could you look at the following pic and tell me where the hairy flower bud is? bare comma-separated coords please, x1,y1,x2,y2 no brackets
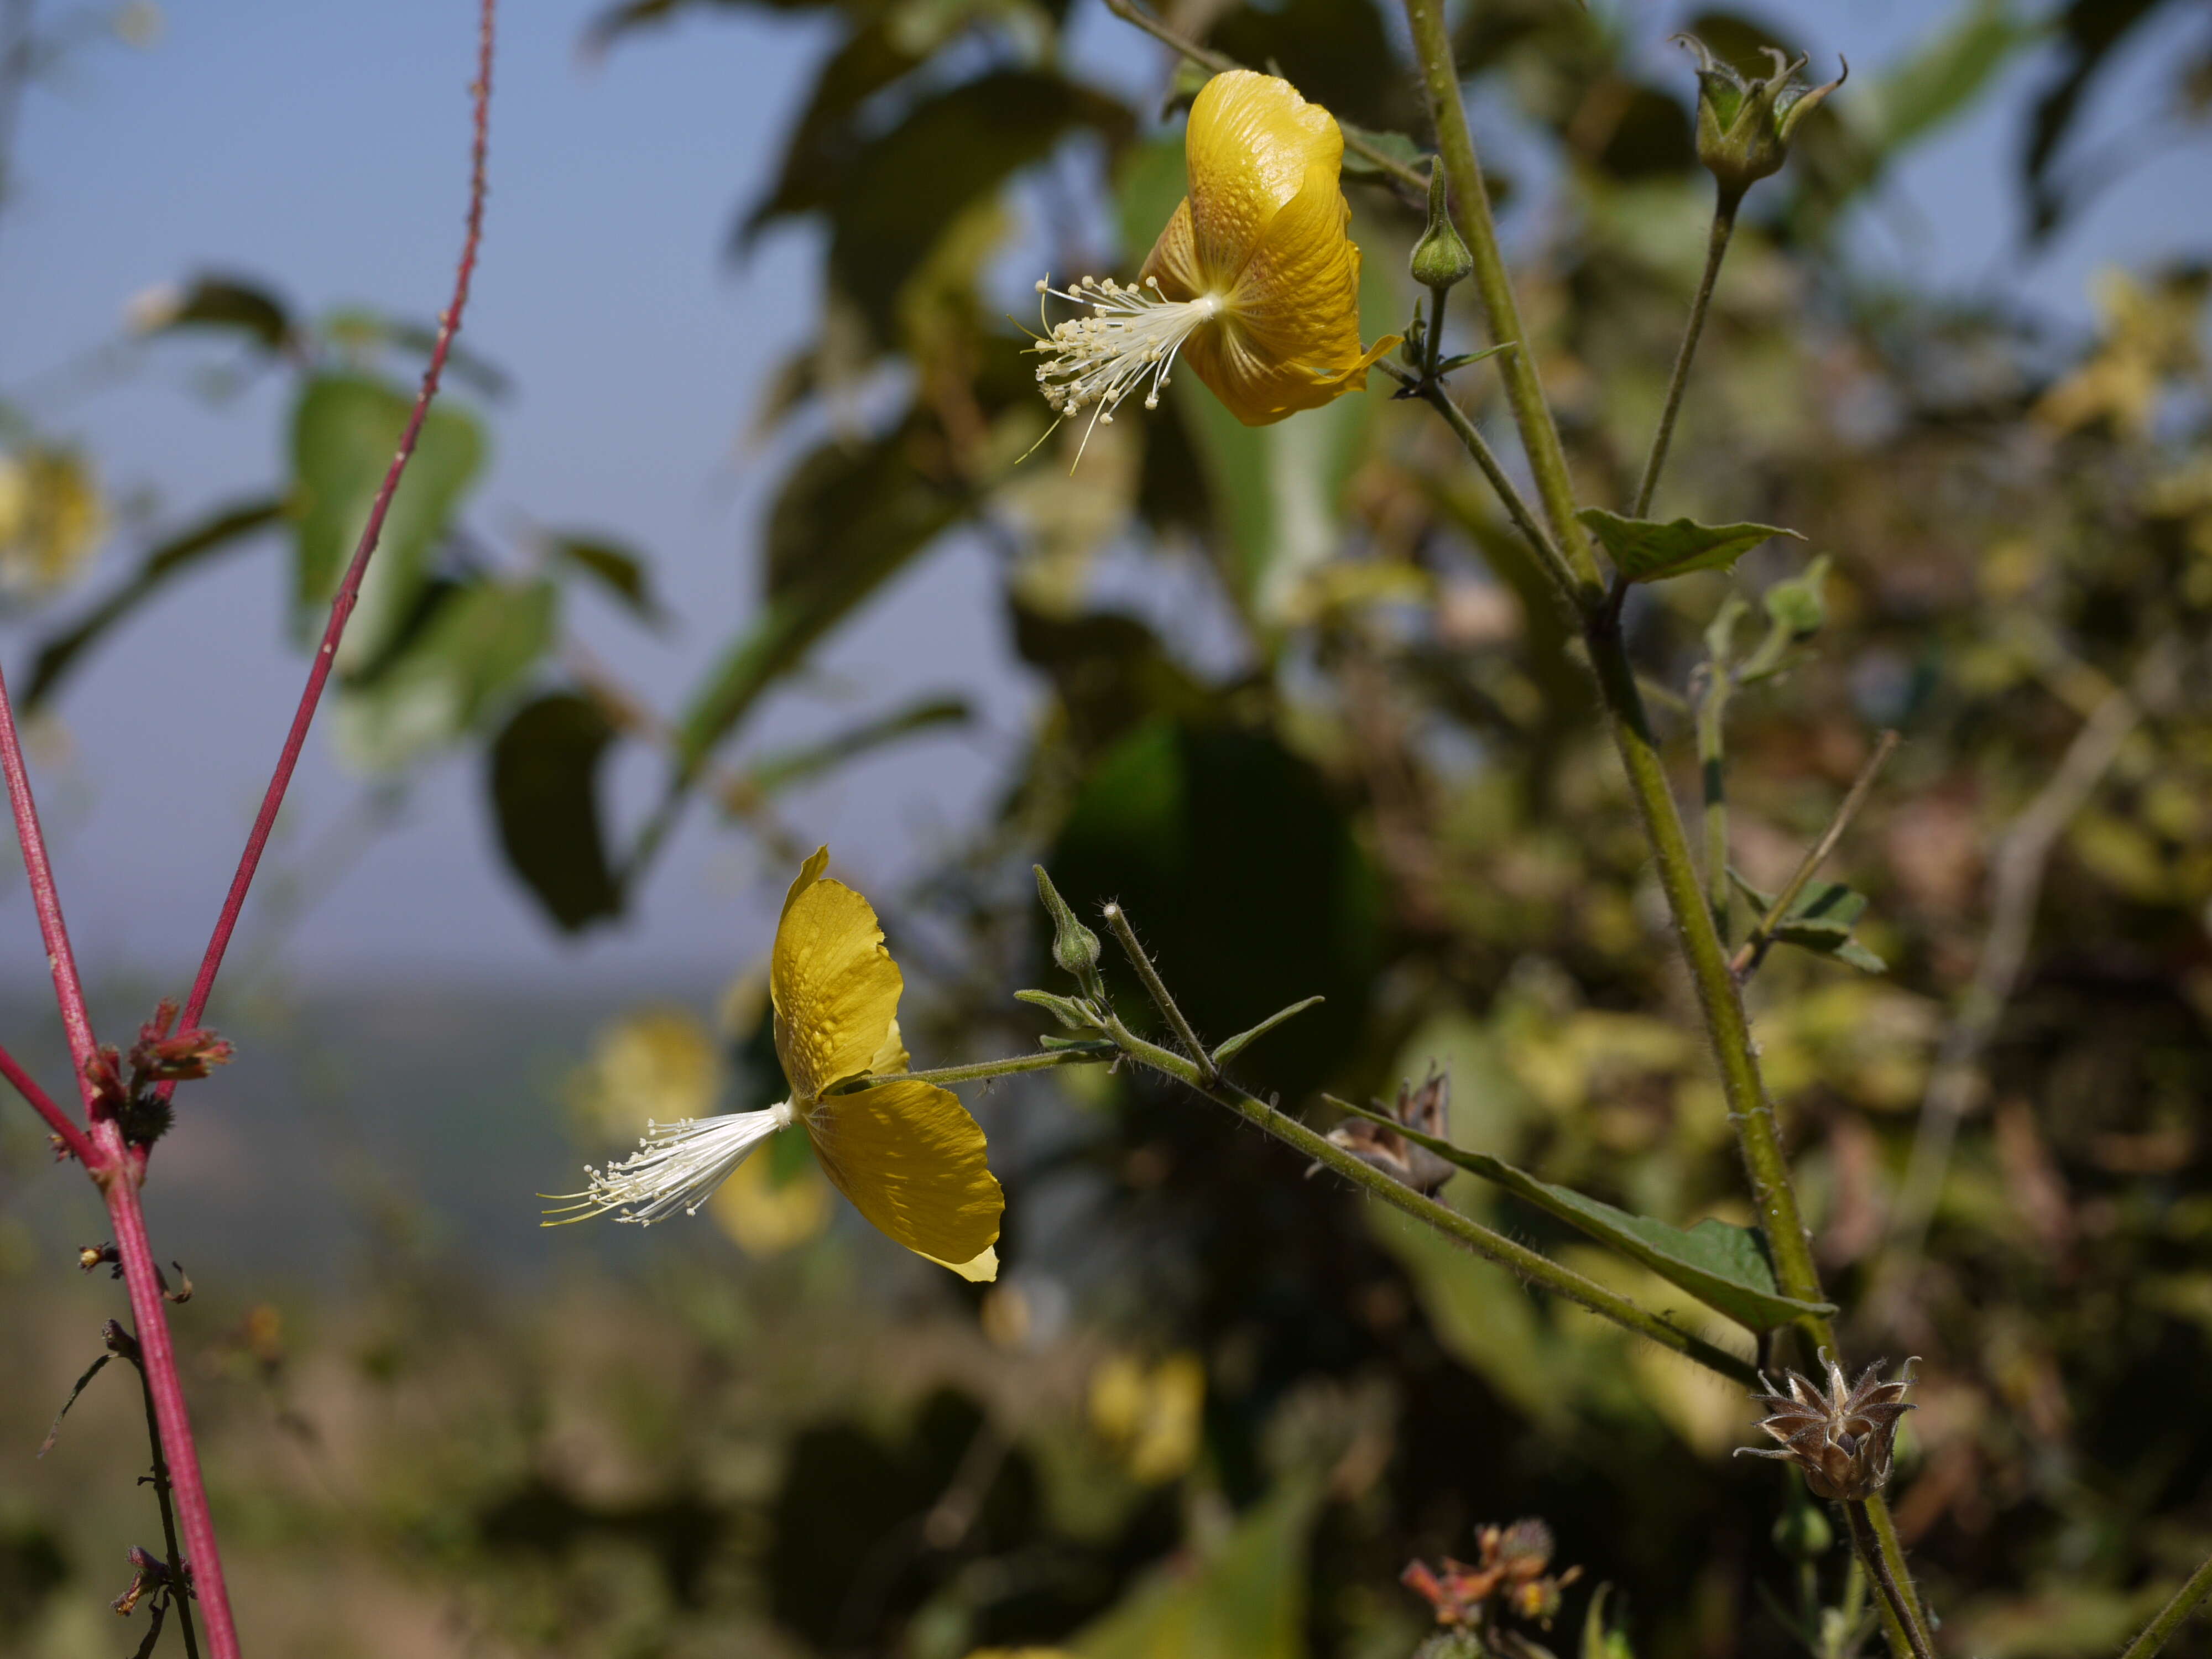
1678,35,1845,206
1410,164,1473,293
1738,1353,1916,1501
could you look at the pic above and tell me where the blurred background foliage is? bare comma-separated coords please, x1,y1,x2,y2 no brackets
4,0,2212,1655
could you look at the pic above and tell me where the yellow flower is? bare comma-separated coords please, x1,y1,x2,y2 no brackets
546,848,1003,1280
1030,70,1399,435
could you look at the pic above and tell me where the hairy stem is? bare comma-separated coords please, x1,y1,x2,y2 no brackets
129,1345,202,1659
1101,902,1216,1081
1845,1503,1936,1659
1632,194,1738,519
2116,1550,2212,1659
1402,0,1603,606
170,0,497,1055
1733,730,1900,980
1096,1008,1758,1386
1397,9,1933,1646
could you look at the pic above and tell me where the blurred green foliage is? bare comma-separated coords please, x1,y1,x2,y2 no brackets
6,0,2212,1657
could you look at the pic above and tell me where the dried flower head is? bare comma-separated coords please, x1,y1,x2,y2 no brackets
1738,1352,1917,1501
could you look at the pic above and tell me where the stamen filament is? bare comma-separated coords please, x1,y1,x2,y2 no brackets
1028,274,1223,461
542,1101,795,1227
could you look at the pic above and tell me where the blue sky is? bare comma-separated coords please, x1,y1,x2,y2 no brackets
0,0,2204,1003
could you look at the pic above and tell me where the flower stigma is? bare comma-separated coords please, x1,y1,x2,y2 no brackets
1029,274,1223,461
544,1100,795,1227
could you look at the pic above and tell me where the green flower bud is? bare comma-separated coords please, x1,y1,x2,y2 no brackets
1033,864,1105,996
1409,163,1473,293
1678,35,1845,206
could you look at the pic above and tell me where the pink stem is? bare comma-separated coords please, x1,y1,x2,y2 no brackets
0,1037,95,1165
172,0,497,1047
0,661,101,1108
98,1128,238,1655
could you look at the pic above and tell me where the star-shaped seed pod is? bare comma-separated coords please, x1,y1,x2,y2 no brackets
1738,1352,1917,1501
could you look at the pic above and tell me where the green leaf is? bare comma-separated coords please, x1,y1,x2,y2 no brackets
674,418,967,776
1326,1096,1835,1331
1729,869,1886,973
1212,997,1324,1066
23,496,285,709
1583,1584,1634,1659
720,695,969,811
547,532,666,628
1337,121,1428,179
1863,0,2036,161
489,692,623,932
1578,507,1804,583
333,580,557,773
132,274,295,352
290,373,486,672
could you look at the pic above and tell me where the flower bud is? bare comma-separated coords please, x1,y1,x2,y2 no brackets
1410,164,1473,292
1032,864,1105,997
1678,35,1845,206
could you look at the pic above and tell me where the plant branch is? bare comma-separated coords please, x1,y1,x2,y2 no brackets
127,1342,202,1659
834,1046,1115,1091
1632,194,1737,519
1100,902,1216,1082
0,1037,94,1164
1099,0,1427,195
1845,1502,1936,1659
0,659,101,1113
170,0,497,1054
1695,666,1734,937
1092,1005,1758,1387
1731,729,1901,980
2116,1551,2212,1659
1402,0,1603,606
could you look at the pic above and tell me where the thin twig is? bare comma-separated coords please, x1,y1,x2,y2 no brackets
1632,195,1737,519
1731,730,1901,980
1845,1501,1936,1659
1097,1006,1759,1386
127,1345,202,1659
1891,648,2169,1254
169,0,498,1054
0,1036,94,1164
2115,1550,2212,1659
1099,0,1427,196
1101,902,1216,1082
1695,667,1735,937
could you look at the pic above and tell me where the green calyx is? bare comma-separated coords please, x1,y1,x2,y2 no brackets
1677,35,1845,204
1409,162,1473,292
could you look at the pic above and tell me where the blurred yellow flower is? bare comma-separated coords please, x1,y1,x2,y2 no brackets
0,447,105,594
1031,70,1398,437
566,1007,724,1144
1089,1351,1206,1484
708,1145,831,1257
546,848,1003,1280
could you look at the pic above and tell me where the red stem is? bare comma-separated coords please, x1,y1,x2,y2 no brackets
0,1036,95,1165
0,660,101,1108
171,0,497,1048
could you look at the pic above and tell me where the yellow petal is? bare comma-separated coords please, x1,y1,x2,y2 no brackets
779,844,832,923
771,857,904,1103
1201,161,1398,424
804,1079,1003,1271
1181,70,1339,289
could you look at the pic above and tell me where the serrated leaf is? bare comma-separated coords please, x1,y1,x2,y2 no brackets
24,496,285,709
290,373,485,672
1579,508,1803,583
1212,996,1324,1066
1326,1097,1835,1331
489,692,623,932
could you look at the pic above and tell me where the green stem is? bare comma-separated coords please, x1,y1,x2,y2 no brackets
836,1046,1114,1091
1423,281,1448,384
1402,0,1603,608
1097,1011,1758,1387
2116,1551,2212,1659
1845,1503,1936,1659
1632,194,1739,519
1101,902,1217,1082
1695,666,1735,940
1733,731,1901,980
